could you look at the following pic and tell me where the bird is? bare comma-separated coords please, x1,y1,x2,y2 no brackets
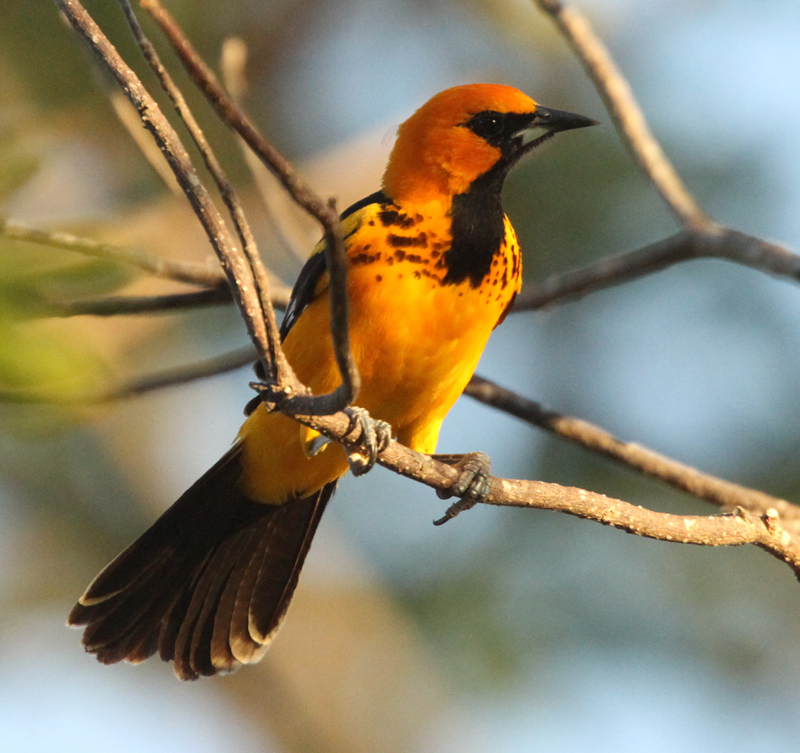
68,84,596,680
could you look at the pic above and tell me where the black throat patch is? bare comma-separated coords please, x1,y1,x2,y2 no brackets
442,162,509,288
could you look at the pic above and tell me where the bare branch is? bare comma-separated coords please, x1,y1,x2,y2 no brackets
465,375,800,531
52,0,269,370
0,346,256,404
220,37,313,265
141,0,360,416
0,217,225,287
514,227,800,312
514,232,694,310
45,287,232,316
533,0,708,229
271,409,800,581
116,0,289,389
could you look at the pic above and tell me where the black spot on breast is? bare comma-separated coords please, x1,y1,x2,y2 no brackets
352,252,378,266
389,233,428,249
380,209,417,229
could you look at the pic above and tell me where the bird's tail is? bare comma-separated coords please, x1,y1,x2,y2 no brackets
68,444,335,681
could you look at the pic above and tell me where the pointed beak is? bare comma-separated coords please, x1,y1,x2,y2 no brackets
516,106,599,147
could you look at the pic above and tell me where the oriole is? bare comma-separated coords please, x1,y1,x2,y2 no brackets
69,84,595,680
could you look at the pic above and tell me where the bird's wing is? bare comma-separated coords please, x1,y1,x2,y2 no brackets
279,190,391,340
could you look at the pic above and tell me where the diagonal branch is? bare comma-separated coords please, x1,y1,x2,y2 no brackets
533,0,708,229
465,375,800,531
140,0,360,416
513,228,800,312
52,0,269,373
43,286,287,317
116,0,290,389
0,217,225,287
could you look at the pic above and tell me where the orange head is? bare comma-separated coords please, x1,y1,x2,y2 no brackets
382,83,596,204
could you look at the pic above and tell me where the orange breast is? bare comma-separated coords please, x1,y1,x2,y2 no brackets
238,204,521,503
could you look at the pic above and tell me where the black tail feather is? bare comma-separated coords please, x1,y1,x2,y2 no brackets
69,444,335,680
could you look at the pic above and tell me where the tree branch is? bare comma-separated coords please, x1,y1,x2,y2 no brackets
117,0,289,387
533,0,708,229
52,0,272,376
465,375,800,531
41,285,288,317
514,228,800,312
140,0,360,416
0,217,225,287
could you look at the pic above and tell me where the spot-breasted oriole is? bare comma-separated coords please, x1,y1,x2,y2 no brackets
69,84,596,680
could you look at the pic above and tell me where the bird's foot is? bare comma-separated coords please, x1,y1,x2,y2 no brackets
343,406,392,476
245,379,296,416
432,452,492,526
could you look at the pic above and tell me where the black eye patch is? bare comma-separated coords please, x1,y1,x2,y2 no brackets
464,110,538,147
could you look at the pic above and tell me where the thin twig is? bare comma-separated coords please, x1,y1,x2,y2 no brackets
141,0,360,416
533,0,708,229
43,284,290,317
513,227,800,312
43,287,232,317
220,37,313,265
0,346,256,404
465,375,800,531
117,0,289,388
52,0,272,378
0,217,225,287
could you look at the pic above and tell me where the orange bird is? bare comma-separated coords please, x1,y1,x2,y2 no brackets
69,84,596,680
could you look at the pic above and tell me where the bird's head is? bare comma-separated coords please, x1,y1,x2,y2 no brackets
383,83,597,203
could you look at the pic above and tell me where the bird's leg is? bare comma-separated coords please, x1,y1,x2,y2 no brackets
432,451,492,525
343,406,392,476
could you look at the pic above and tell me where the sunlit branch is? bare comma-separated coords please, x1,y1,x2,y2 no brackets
52,0,270,374
513,229,800,312
0,217,225,287
141,0,360,416
117,0,289,389
465,375,800,532
532,0,708,229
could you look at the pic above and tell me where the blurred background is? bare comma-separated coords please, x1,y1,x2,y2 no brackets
2,0,800,750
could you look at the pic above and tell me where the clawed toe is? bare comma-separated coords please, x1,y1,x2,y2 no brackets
432,451,492,525
344,407,392,476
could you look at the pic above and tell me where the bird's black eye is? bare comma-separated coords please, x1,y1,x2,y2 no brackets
465,111,506,143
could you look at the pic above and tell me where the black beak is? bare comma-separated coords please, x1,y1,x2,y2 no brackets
515,106,598,149
533,106,599,133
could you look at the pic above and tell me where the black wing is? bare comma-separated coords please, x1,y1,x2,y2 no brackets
279,189,391,341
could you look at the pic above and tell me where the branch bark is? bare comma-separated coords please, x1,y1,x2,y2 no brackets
141,0,360,416
513,224,800,313
0,217,225,287
52,0,269,370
